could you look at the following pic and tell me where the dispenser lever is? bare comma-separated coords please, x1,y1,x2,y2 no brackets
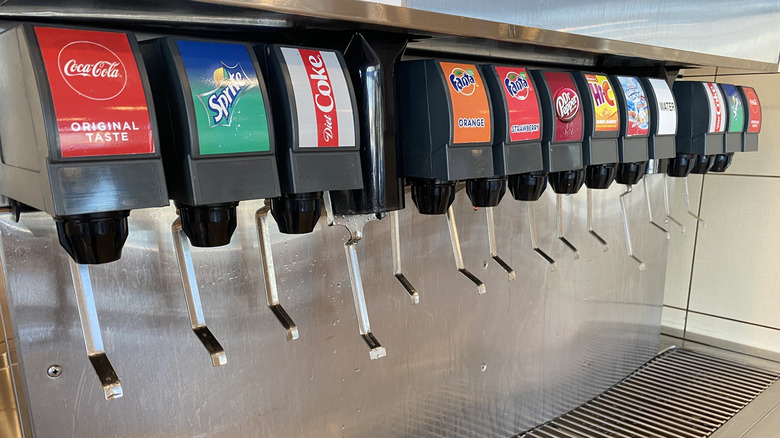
619,186,647,270
527,202,558,271
324,193,386,360
663,175,686,233
446,206,486,294
256,201,299,341
390,210,420,304
68,260,123,400
486,207,515,281
556,194,580,259
643,177,670,239
171,218,227,367
587,189,609,251
683,177,706,228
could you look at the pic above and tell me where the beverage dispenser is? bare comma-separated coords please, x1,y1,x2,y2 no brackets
141,37,281,364
574,72,620,250
481,65,555,269
640,77,684,233
671,81,726,175
397,60,494,292
0,24,169,399
712,83,757,172
258,44,388,359
611,75,651,269
740,86,761,151
531,70,587,260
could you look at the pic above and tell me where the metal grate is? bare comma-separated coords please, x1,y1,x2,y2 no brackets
519,348,780,438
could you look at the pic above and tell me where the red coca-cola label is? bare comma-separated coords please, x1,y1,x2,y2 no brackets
743,87,761,133
34,27,154,158
495,67,540,142
543,72,583,142
299,49,339,147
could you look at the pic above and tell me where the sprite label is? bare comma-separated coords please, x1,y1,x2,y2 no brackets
177,40,270,155
720,84,745,133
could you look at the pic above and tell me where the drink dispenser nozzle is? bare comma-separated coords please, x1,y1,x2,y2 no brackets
611,75,653,270
259,44,388,359
141,38,283,362
398,60,493,293
0,25,171,399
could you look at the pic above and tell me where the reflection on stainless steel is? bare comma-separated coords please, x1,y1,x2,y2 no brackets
446,206,486,295
0,352,21,438
556,194,580,259
587,189,609,252
324,193,386,360
485,207,515,281
663,175,686,233
390,210,420,305
0,177,668,437
619,185,647,270
527,202,558,271
68,260,123,400
255,201,299,341
171,218,227,367
644,177,670,239
683,177,706,227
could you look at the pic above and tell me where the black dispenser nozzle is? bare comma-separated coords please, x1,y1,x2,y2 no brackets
55,211,130,264
666,154,697,178
709,153,734,173
409,178,457,215
271,192,323,234
465,177,506,208
177,202,239,247
690,154,714,174
585,163,617,190
548,169,585,194
616,161,648,186
508,172,547,201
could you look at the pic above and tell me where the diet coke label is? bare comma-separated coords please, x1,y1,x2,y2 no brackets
58,41,128,101
280,47,356,149
34,27,154,157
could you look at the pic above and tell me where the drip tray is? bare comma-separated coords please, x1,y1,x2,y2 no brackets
520,348,780,438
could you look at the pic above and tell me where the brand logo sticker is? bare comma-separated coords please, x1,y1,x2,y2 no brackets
504,71,530,100
57,41,127,101
554,87,580,122
449,68,477,96
196,62,256,127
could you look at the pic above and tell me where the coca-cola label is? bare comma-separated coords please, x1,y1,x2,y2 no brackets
743,87,761,133
280,47,355,148
34,27,154,157
703,82,725,133
495,67,540,142
543,72,583,143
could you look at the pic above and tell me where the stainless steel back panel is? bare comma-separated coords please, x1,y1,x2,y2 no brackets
0,175,669,437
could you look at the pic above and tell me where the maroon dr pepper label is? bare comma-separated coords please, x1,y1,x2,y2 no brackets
34,27,154,158
543,72,583,143
495,67,541,142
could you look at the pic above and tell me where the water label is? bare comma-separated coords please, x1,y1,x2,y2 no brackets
646,78,677,136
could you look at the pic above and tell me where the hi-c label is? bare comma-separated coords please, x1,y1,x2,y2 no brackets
585,74,618,132
34,27,154,158
280,47,356,148
439,62,491,145
177,40,270,156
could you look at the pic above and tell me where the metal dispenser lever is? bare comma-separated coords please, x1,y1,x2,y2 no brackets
256,201,299,341
683,178,706,227
69,260,123,400
324,193,386,360
587,189,609,251
663,175,686,232
446,206,486,294
172,219,227,367
486,207,515,281
619,186,646,270
527,202,557,271
556,194,580,258
643,177,670,238
390,210,420,304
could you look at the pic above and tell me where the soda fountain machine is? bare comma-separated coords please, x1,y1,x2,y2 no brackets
640,76,684,233
140,37,281,362
397,59,493,293
573,72,620,250
531,70,587,261
611,75,651,269
257,44,390,359
0,24,170,399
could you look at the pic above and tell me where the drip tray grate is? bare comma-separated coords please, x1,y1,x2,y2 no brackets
520,348,780,438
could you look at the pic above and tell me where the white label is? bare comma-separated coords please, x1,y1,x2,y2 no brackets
648,78,677,136
280,47,356,148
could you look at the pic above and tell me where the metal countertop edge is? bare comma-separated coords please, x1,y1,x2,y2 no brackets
194,0,778,72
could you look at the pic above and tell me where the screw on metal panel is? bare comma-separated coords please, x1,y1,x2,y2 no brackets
47,365,62,378
480,363,487,372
